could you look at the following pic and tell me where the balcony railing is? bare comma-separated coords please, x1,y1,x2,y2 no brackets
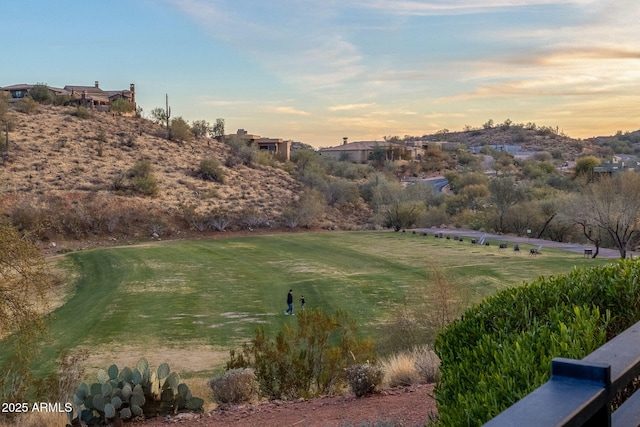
484,319,640,426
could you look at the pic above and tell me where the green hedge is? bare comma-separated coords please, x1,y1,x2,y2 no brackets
434,259,640,426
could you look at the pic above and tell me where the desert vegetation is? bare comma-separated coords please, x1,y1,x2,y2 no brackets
3,90,640,425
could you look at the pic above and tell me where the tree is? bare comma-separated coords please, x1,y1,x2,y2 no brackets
169,116,193,142
578,172,640,258
0,223,53,401
212,118,225,141
488,176,527,233
150,107,169,125
28,83,53,104
573,156,600,183
191,120,210,139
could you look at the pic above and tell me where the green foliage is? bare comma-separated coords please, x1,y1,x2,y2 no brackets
110,98,135,115
170,116,193,142
72,106,92,119
345,363,383,397
69,358,203,425
280,189,325,229
212,118,225,141
28,83,53,103
434,259,640,426
573,155,600,182
383,201,424,231
225,137,257,167
150,107,169,125
127,160,159,196
198,157,225,183
16,97,39,114
230,308,376,400
190,119,210,139
209,368,259,405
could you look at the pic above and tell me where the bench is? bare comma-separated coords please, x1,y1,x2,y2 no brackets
529,245,542,256
584,249,593,258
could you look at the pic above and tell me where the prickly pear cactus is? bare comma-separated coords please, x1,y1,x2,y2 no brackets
68,358,204,426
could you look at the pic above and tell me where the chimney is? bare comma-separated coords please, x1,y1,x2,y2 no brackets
130,83,136,106
94,81,99,88
343,137,348,145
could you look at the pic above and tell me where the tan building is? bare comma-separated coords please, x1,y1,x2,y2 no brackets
230,129,291,161
319,139,415,163
1,81,135,112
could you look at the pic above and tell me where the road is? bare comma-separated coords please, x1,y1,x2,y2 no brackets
414,228,626,259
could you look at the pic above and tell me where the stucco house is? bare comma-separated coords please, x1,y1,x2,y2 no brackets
229,129,291,161
1,81,135,112
319,139,416,163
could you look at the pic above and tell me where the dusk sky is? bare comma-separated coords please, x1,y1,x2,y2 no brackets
2,0,639,147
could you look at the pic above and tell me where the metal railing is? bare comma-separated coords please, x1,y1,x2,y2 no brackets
484,320,640,426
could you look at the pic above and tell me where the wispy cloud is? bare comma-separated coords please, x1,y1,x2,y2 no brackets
268,106,311,116
357,0,594,16
166,0,366,89
328,103,377,111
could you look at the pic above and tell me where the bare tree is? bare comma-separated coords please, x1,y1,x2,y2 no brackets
576,172,640,258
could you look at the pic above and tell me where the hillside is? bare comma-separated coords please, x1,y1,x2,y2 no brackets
0,105,347,244
420,122,596,159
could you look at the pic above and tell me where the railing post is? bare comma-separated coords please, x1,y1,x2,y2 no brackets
551,358,611,427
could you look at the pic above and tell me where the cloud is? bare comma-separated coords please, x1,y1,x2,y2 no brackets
328,103,377,111
268,106,311,116
357,0,593,16
166,0,366,90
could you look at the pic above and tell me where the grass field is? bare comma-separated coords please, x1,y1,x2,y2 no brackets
25,231,614,381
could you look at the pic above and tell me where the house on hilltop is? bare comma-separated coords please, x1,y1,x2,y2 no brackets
228,129,291,161
319,138,417,163
1,81,136,112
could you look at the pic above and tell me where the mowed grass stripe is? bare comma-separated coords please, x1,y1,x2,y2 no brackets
30,231,612,375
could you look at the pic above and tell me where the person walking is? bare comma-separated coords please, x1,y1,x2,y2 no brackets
285,289,294,315
299,295,306,310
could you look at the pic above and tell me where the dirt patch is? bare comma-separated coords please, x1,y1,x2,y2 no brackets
132,383,437,427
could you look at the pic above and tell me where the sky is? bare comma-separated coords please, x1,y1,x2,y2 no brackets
1,0,639,147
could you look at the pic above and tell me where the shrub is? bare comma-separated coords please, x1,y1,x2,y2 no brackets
199,158,225,183
411,345,440,383
380,353,420,388
434,260,640,426
209,368,259,405
170,116,193,142
229,308,376,400
110,98,135,115
16,97,39,114
345,363,383,398
72,106,92,119
127,160,158,196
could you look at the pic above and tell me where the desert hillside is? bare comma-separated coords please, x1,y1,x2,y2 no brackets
0,105,310,242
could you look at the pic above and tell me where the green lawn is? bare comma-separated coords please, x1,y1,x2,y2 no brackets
30,231,613,377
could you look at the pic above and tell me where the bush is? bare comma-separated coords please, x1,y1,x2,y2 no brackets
434,260,640,426
72,106,92,119
411,345,440,383
345,363,383,397
110,98,135,115
16,97,39,114
209,368,259,405
380,353,420,388
170,116,193,142
229,308,376,400
128,160,158,196
199,158,225,183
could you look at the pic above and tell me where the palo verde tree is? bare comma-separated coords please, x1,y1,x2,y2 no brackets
0,223,54,401
212,118,225,141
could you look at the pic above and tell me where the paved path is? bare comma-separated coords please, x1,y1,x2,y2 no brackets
415,228,627,259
